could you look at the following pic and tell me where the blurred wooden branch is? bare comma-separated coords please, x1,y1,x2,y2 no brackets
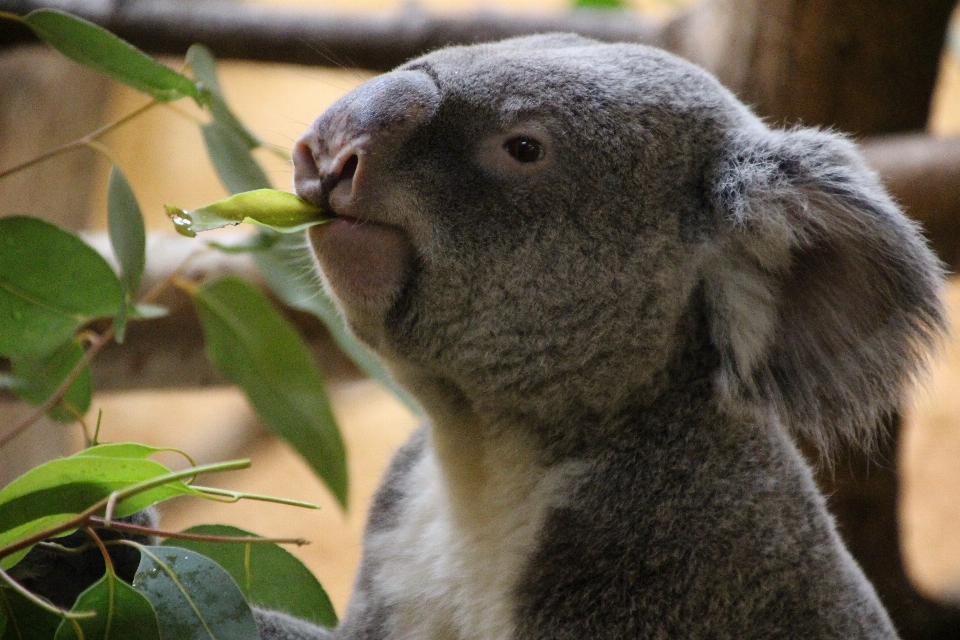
78,231,364,391
1,0,953,136
0,0,665,70
1,131,955,396
863,135,960,269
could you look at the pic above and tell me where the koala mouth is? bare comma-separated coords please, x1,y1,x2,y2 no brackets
307,214,414,311
294,124,417,314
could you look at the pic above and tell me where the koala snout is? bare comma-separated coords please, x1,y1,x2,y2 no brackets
295,70,440,339
294,69,440,221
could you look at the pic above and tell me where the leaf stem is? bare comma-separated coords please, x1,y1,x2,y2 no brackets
83,140,118,166
85,527,115,575
192,486,319,509
0,99,158,181
161,100,206,125
88,517,310,546
0,329,114,449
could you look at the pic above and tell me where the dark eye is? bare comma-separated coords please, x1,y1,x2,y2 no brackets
504,137,545,163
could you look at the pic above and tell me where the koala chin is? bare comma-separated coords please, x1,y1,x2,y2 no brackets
265,34,945,640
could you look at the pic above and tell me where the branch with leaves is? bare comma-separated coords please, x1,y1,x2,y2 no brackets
0,9,411,638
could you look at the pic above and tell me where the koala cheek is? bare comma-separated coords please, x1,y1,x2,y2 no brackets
308,219,414,314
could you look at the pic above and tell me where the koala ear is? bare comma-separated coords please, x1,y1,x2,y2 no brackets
702,127,946,455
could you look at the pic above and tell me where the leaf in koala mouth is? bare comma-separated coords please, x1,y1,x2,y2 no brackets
165,189,333,237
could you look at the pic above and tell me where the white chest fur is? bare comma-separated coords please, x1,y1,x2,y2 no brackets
363,422,583,640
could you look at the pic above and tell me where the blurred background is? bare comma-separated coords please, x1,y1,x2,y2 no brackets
1,0,959,635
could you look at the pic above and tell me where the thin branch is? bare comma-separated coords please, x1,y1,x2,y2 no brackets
84,526,114,574
88,516,309,546
0,459,251,562
0,329,114,449
0,0,665,70
0,98,157,181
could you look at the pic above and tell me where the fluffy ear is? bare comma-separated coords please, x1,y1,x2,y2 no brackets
702,127,946,455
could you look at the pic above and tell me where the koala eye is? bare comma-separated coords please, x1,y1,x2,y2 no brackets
504,137,545,163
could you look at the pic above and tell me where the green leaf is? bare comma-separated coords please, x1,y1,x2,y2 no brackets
73,443,161,459
166,189,329,238
10,339,91,422
54,571,161,640
207,231,279,254
201,122,271,195
107,166,146,295
573,0,624,7
22,9,198,102
255,236,422,415
0,586,60,640
107,165,146,343
132,546,259,640
0,216,123,358
164,525,336,627
192,277,348,507
0,449,207,568
186,45,261,149
0,515,75,572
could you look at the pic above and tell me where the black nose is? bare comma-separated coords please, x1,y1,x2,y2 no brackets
292,70,440,218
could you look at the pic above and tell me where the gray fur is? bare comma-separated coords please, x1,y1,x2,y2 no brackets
260,35,945,639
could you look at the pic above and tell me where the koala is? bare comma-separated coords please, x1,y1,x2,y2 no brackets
256,34,946,639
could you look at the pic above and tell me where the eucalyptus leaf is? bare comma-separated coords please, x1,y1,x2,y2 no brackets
0,515,74,572
166,189,330,237
192,277,348,507
0,216,122,358
132,546,259,640
164,525,336,627
201,121,271,194
73,443,170,460
107,165,146,343
22,9,198,102
107,165,146,296
255,235,422,415
186,44,261,149
573,0,624,7
0,449,207,568
207,231,279,254
54,571,161,640
0,586,60,640
10,339,91,422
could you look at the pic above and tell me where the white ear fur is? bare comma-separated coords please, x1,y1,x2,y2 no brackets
702,127,946,455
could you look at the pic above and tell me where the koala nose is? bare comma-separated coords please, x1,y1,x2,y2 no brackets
291,140,362,215
293,70,441,220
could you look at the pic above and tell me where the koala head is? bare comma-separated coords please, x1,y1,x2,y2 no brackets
294,35,944,452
